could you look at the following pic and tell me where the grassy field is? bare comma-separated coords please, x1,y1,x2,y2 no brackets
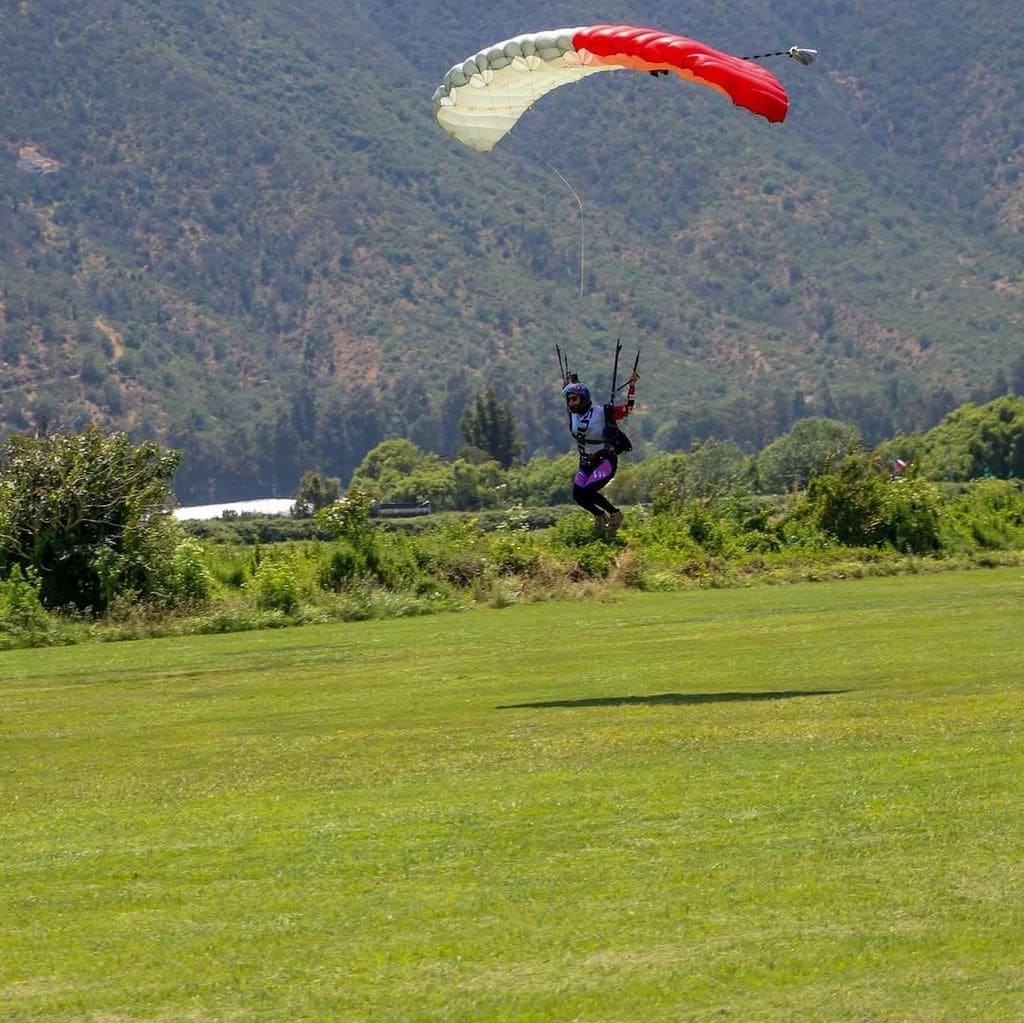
3,568,1023,1022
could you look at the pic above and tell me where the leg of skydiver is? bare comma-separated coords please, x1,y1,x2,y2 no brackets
572,482,608,530
588,489,624,532
573,454,620,534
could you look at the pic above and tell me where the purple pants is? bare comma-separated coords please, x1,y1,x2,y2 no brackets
573,457,616,489
572,454,618,515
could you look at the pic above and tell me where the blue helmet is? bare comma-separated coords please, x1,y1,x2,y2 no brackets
562,381,592,413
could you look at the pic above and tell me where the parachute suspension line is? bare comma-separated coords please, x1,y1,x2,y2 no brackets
540,158,585,300
741,46,818,65
610,339,622,404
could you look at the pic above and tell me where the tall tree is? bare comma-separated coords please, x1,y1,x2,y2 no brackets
459,386,523,470
757,418,862,493
291,470,341,518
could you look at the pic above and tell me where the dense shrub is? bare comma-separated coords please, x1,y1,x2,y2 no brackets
0,566,64,649
167,538,216,605
319,542,362,592
883,476,943,553
485,508,541,576
316,486,375,546
506,453,578,507
791,456,943,553
941,478,1024,551
621,507,708,566
0,426,184,612
248,557,303,613
362,534,421,590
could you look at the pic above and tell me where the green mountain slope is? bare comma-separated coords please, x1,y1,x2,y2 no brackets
1,0,1021,501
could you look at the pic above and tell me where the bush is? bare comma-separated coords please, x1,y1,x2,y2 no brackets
550,512,604,549
248,558,303,613
790,457,946,554
681,501,727,554
168,538,215,604
0,566,64,649
485,508,541,575
619,507,703,566
319,542,363,592
884,476,943,553
0,425,183,612
204,545,251,589
316,487,375,546
362,535,420,590
571,542,619,579
798,455,889,546
941,478,1024,551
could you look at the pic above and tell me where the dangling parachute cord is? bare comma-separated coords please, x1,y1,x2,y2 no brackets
539,157,585,300
742,46,818,65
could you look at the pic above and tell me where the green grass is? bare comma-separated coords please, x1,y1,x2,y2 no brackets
3,569,1023,1021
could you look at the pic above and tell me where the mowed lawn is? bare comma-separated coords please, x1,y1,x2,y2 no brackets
3,569,1023,1022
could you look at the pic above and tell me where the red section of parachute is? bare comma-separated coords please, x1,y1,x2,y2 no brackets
571,25,789,123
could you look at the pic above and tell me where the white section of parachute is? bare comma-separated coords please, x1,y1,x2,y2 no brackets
432,28,612,153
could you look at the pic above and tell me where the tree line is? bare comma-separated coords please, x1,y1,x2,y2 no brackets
303,395,1024,514
0,397,1020,651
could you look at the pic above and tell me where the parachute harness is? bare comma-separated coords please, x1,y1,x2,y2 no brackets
558,342,639,463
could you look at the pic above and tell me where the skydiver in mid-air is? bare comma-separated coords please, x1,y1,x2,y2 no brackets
558,343,639,536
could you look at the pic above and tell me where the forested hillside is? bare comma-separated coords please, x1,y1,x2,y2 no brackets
1,0,1021,502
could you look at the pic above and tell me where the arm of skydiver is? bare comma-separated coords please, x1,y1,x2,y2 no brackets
610,371,639,420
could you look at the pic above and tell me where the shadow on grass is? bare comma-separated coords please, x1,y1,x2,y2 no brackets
497,689,849,710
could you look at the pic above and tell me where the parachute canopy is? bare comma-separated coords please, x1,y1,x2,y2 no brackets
433,25,790,152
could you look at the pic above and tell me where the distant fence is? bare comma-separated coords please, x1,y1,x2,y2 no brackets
371,501,432,518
